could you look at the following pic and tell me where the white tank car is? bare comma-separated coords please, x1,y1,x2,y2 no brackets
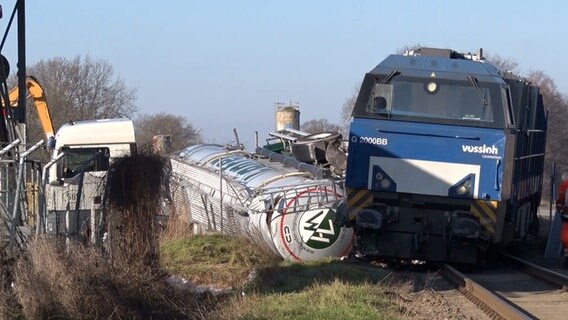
169,144,353,261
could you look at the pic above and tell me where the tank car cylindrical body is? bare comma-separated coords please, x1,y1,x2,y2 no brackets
171,144,353,261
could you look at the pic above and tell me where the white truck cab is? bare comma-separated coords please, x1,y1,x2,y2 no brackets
48,118,137,185
45,118,136,239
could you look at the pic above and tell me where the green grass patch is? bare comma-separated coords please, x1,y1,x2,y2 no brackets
160,234,402,320
160,234,279,287
214,279,397,320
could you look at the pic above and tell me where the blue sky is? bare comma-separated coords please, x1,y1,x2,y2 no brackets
1,1,566,148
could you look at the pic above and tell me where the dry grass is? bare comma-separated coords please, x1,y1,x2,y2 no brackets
105,153,170,271
0,259,19,320
8,153,206,319
15,239,106,319
12,237,202,319
161,209,193,242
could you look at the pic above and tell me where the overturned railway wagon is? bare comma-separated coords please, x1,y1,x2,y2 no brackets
169,144,354,261
346,48,547,264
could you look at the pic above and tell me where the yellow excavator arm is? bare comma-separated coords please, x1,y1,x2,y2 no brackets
8,76,55,144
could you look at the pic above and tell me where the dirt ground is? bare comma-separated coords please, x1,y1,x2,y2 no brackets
384,269,490,320
391,204,567,320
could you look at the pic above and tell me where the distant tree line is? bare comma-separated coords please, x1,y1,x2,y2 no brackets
18,55,201,156
300,118,342,135
134,113,201,152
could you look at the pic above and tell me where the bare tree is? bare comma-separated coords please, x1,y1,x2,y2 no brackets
301,118,341,135
340,84,360,136
488,54,568,196
134,112,201,152
526,71,568,176
23,56,137,144
486,54,519,72
396,43,423,54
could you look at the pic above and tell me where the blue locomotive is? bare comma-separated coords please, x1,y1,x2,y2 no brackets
345,48,547,264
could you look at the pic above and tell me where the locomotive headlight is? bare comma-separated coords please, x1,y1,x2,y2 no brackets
380,178,391,189
456,180,472,195
427,82,437,92
426,81,437,93
376,172,391,189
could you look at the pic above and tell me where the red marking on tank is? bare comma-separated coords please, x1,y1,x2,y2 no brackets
279,187,341,261
340,233,355,257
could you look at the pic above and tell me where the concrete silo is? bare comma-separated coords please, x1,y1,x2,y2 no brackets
275,102,300,131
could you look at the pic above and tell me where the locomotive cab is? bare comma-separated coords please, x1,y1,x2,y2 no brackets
345,48,547,264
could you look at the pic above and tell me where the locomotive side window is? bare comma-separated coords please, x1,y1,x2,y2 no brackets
366,84,393,113
502,87,515,128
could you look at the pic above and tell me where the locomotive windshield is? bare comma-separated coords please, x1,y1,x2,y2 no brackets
353,74,507,128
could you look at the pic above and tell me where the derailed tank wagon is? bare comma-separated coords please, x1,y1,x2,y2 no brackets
345,48,547,264
169,143,354,261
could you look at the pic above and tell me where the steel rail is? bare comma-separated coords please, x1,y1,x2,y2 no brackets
441,264,535,320
501,253,568,289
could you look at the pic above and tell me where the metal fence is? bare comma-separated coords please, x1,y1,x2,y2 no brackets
0,140,44,253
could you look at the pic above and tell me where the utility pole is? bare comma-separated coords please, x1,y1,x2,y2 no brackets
16,0,25,144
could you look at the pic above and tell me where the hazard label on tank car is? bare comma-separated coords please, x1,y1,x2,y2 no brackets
299,209,339,249
273,188,354,261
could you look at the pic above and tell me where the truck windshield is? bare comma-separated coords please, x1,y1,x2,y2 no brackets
354,75,505,128
62,147,110,178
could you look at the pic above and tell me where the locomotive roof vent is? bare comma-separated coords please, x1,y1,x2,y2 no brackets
404,47,484,61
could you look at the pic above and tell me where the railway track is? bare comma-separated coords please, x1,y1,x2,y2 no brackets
441,255,568,319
